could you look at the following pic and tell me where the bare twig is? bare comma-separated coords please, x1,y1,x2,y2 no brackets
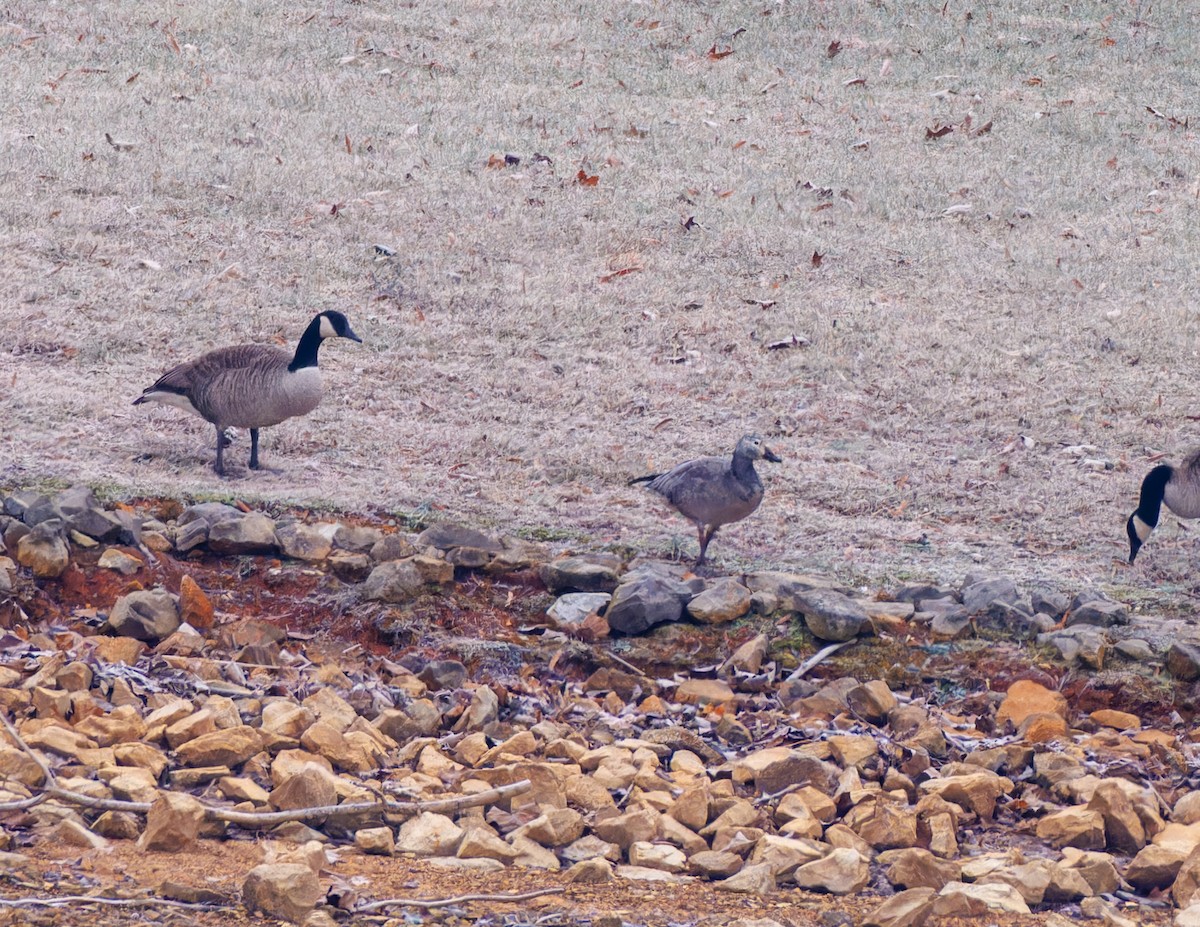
784,641,853,681
0,895,230,911
0,773,531,826
358,886,566,913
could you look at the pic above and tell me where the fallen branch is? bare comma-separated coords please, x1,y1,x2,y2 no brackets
0,711,54,811
358,886,566,913
0,895,230,911
0,771,531,827
784,640,853,681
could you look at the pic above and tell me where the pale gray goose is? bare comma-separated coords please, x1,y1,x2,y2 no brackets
1127,448,1200,562
133,310,361,475
630,434,782,566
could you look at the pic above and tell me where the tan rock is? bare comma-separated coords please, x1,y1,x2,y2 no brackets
0,745,47,787
164,709,216,749
659,814,707,857
23,723,97,761
1154,822,1200,854
270,766,338,812
846,680,897,724
301,688,358,732
514,808,584,847
396,812,464,857
775,794,822,840
714,861,776,896
457,825,519,863
354,827,394,856
566,858,613,883
1036,807,1107,849
300,720,379,773
74,705,147,746
933,881,1030,916
101,766,159,803
791,848,869,895
863,887,937,927
843,797,919,850
1060,848,1120,895
262,702,317,739
593,808,659,850
137,791,205,852
179,575,214,630
1020,712,1070,742
1175,846,1200,908
979,860,1053,905
828,734,878,769
1087,779,1147,853
54,818,109,851
748,834,824,877
686,579,752,624
509,834,561,870
723,633,768,674
564,775,617,813
919,770,1013,820
996,679,1068,729
86,636,147,666
1176,792,1200,825
92,811,141,839
243,863,323,924
675,679,735,707
219,776,271,805
881,848,960,890
175,725,262,768
689,850,744,879
668,785,710,831
629,841,687,873
55,661,93,692
1089,709,1140,730
925,811,958,859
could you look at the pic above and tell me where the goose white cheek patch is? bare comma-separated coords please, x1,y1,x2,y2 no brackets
1132,516,1152,542
318,315,336,338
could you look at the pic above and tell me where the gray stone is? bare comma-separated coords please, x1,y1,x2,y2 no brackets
19,494,57,526
1031,588,1070,618
960,576,1018,614
744,571,847,613
53,486,123,540
798,589,869,642
178,502,241,529
208,513,278,555
361,560,424,603
925,605,971,638
546,593,611,630
333,524,383,552
174,519,209,552
107,589,180,641
1168,643,1200,681
417,523,502,553
417,660,467,691
370,534,417,562
1038,627,1108,669
541,554,623,594
1067,599,1128,628
605,572,691,635
1115,638,1156,662
893,583,957,606
4,490,50,522
274,522,332,561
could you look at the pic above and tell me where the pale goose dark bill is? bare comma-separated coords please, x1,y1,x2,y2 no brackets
630,433,782,566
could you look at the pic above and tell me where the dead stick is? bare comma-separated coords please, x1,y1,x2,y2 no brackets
358,887,566,912
784,640,852,681
0,896,229,911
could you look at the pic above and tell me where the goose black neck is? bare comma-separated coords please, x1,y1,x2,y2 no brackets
289,316,325,372
1137,464,1173,528
731,449,759,484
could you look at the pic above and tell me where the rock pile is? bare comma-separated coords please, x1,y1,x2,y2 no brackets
0,486,1191,926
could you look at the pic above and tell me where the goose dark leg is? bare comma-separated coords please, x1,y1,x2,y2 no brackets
213,425,226,476
249,429,261,470
696,525,716,566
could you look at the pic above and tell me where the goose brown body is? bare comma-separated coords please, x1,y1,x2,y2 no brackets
134,310,360,474
631,434,781,566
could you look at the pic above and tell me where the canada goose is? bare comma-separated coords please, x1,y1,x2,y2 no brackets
133,310,361,475
630,434,782,566
1127,449,1200,562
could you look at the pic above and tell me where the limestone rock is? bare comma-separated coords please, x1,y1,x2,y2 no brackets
354,827,395,856
1036,807,1106,850
791,848,869,894
687,579,752,625
882,848,960,890
361,560,424,603
933,881,1030,916
175,725,262,768
714,861,776,896
107,588,180,642
16,522,69,578
996,679,1068,729
547,593,611,631
275,522,333,562
243,864,323,924
1087,779,1147,853
689,850,744,879
629,841,687,873
723,633,768,674
863,887,937,927
960,576,1018,614
207,513,277,554
97,549,142,575
396,812,463,856
797,589,869,642
605,572,691,635
541,554,623,594
566,858,614,883
137,791,205,852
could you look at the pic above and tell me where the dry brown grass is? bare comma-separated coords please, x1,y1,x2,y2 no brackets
3,2,1200,590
